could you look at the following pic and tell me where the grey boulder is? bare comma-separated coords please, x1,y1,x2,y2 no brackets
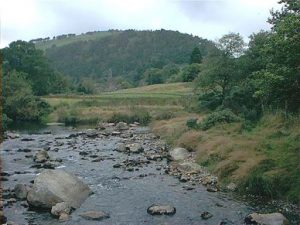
169,147,189,161
27,170,91,209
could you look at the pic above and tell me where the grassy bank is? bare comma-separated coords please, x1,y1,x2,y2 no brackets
152,112,300,203
45,82,300,204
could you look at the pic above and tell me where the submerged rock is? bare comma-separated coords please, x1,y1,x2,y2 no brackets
169,147,189,161
245,212,290,225
79,211,110,220
147,204,176,215
27,170,91,209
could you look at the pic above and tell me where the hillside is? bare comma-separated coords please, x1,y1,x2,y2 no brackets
38,30,214,84
35,30,119,51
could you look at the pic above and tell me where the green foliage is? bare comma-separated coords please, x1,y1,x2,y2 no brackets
217,32,246,57
2,114,13,130
199,109,241,130
190,47,203,64
181,63,201,82
186,118,198,129
77,78,97,94
3,71,51,122
108,111,151,125
197,89,223,111
144,68,164,85
2,41,63,95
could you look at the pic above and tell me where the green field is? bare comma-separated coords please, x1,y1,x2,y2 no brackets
44,82,193,124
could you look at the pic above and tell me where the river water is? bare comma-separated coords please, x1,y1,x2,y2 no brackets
1,124,298,225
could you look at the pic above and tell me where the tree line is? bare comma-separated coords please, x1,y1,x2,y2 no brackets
191,0,299,125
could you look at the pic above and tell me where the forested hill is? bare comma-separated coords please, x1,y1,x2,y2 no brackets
38,30,214,84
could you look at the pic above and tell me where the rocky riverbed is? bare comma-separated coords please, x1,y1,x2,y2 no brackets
1,123,299,225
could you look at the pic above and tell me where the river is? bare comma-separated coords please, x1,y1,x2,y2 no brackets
1,124,299,225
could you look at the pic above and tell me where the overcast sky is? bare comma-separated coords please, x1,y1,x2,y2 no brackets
0,0,281,48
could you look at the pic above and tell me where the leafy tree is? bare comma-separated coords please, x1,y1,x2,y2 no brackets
144,68,164,85
217,32,246,57
3,71,51,121
181,63,201,82
2,41,56,95
252,2,300,112
190,47,203,64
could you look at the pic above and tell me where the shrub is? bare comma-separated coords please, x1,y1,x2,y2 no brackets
3,71,52,122
199,109,241,130
2,114,13,130
186,118,199,129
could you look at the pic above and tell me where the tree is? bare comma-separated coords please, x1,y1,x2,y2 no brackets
190,47,203,64
181,64,201,82
2,41,56,95
3,71,51,121
251,1,300,112
196,33,244,106
144,68,164,85
217,32,246,57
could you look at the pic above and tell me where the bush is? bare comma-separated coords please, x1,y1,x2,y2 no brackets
199,109,241,130
2,114,13,130
186,118,198,129
3,71,52,122
108,111,151,125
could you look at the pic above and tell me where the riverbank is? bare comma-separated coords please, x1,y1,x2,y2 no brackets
43,83,300,209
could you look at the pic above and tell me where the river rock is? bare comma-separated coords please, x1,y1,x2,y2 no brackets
116,122,129,131
59,212,70,221
14,184,30,200
147,204,176,215
51,202,71,217
177,162,202,174
34,150,49,163
126,143,144,154
169,147,189,161
79,211,110,220
244,212,290,225
201,211,213,220
27,170,91,209
115,143,126,152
